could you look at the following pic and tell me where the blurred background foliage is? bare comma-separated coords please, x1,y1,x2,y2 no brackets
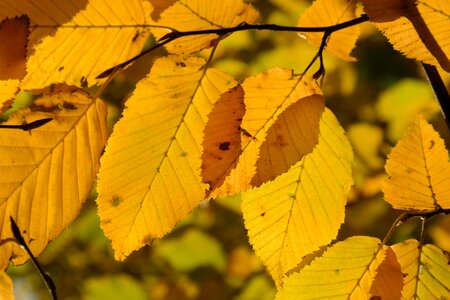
6,0,450,299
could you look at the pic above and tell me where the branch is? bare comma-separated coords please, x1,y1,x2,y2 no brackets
97,14,369,79
422,63,450,131
9,217,58,300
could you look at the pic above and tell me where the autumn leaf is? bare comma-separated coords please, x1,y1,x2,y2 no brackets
150,0,260,54
242,107,354,285
298,0,360,61
0,16,29,111
0,0,152,89
276,236,385,299
383,115,450,211
0,85,108,265
0,271,13,300
209,69,323,197
96,55,237,260
362,0,450,72
391,239,450,298
369,247,404,299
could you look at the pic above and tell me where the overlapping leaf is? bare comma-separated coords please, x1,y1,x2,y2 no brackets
362,0,450,72
150,0,260,54
0,16,29,110
208,69,323,197
0,85,108,265
0,0,151,89
383,115,450,211
298,0,360,61
369,247,404,299
277,236,384,299
391,239,450,298
97,55,237,260
242,107,354,285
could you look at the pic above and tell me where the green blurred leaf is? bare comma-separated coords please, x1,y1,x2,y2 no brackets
83,275,148,300
154,229,226,273
235,275,276,300
376,79,440,141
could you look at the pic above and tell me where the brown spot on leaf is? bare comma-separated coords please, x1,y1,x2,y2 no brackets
219,141,231,151
58,66,64,71
111,196,121,207
63,101,77,110
176,61,186,67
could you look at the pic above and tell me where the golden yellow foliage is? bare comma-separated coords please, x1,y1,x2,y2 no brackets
0,271,13,300
242,108,353,285
391,240,450,299
97,55,237,260
383,115,450,211
298,0,360,61
1,0,152,89
0,80,20,113
0,85,108,265
150,0,260,54
210,69,323,197
277,236,384,299
362,0,450,71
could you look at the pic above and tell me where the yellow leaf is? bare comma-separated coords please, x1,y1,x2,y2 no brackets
383,115,450,211
97,55,237,260
362,0,450,72
211,69,323,197
298,0,360,61
277,236,384,299
369,247,404,300
4,0,152,89
391,239,450,299
0,271,13,300
151,0,260,54
0,80,20,114
0,85,108,265
242,108,353,285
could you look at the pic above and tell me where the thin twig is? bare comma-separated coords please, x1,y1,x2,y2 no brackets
422,63,450,131
0,118,53,131
9,217,58,300
97,14,370,79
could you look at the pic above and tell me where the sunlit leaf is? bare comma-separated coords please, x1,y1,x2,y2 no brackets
391,239,450,298
362,0,450,72
0,271,13,300
0,85,108,265
97,55,237,260
242,108,353,285
298,0,360,61
383,115,450,211
277,236,384,299
150,0,260,54
0,80,20,114
3,0,152,89
369,247,404,299
210,69,323,197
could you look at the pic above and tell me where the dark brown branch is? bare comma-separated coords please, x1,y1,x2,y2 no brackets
0,118,53,131
422,63,450,131
10,217,58,300
97,14,369,79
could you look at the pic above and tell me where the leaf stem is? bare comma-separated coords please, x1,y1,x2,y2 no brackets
0,118,53,131
97,14,369,79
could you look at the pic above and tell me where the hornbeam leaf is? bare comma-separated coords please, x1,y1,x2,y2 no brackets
369,247,404,299
242,108,354,285
362,0,450,72
0,85,108,265
0,271,13,300
383,115,450,211
150,0,260,54
277,236,385,299
210,69,323,197
97,55,237,260
0,0,152,89
391,239,450,299
298,0,360,61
